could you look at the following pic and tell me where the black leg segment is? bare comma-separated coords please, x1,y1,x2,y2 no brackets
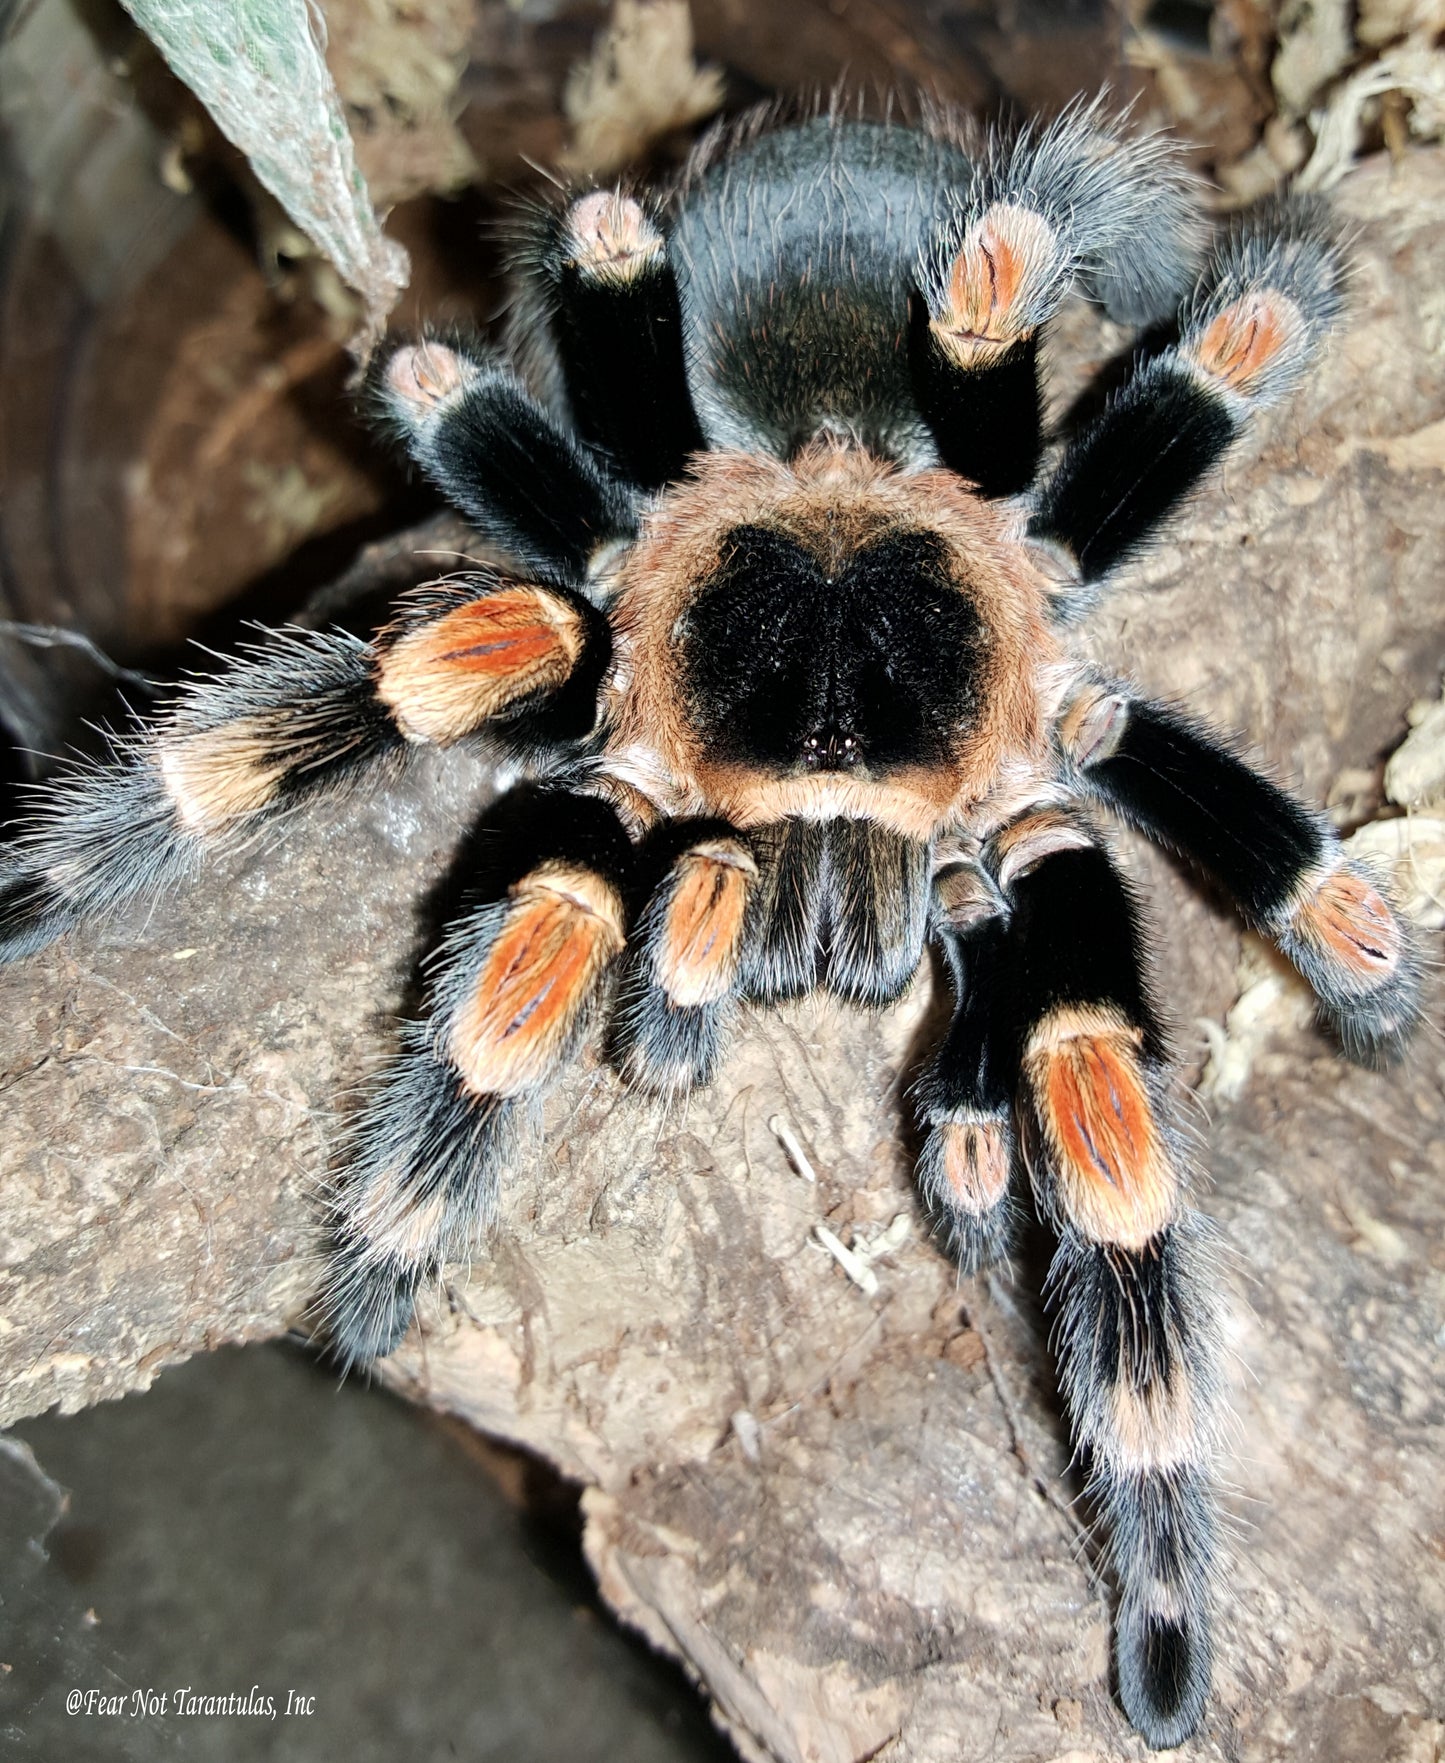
608,817,756,1097
909,311,1042,497
1031,197,1346,612
372,337,637,580
1029,357,1235,585
915,861,1018,1271
539,191,705,490
988,812,1218,1748
323,787,634,1367
1068,689,1329,924
1063,685,1422,1063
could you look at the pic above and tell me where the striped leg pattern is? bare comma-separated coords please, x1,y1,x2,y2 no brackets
324,789,632,1365
608,819,758,1097
992,810,1219,1749
0,573,608,964
1062,683,1422,1063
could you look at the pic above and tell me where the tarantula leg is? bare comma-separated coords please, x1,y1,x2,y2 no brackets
913,106,1203,496
0,629,399,962
914,858,1016,1271
375,568,609,749
910,207,1047,496
1063,685,1422,1064
324,789,631,1366
0,564,613,963
537,190,705,490
1030,198,1346,607
608,820,758,1096
371,335,636,580
993,814,1218,1750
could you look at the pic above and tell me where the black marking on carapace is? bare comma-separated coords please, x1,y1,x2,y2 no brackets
679,524,987,777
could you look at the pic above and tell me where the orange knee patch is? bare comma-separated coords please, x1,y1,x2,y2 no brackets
931,203,1059,369
655,840,757,1007
158,717,290,831
1026,1009,1178,1247
561,190,663,284
449,866,624,1097
937,1117,1011,1216
1185,291,1302,396
376,586,585,744
1291,866,1402,988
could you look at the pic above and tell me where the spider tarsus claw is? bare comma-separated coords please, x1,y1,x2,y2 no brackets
1116,1606,1211,1752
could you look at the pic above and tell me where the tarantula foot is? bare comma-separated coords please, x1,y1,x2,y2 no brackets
0,863,76,963
561,190,664,284
1325,974,1423,1069
916,1110,1015,1273
1180,204,1346,411
1276,862,1423,1066
323,1027,523,1366
324,1247,426,1371
1117,1600,1212,1751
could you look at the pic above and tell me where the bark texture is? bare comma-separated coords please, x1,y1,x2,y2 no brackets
1,149,1443,1763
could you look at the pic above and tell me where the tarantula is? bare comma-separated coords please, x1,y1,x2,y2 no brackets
0,97,1421,1749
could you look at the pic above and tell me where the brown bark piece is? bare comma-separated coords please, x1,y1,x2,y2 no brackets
2,151,1444,1763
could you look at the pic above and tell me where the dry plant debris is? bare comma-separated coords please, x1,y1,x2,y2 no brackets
560,0,726,177
1130,0,1445,203
323,0,480,204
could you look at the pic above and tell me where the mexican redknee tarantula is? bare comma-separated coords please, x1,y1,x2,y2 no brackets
0,98,1422,1748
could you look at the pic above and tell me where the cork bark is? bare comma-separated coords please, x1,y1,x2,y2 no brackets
1,149,1443,1763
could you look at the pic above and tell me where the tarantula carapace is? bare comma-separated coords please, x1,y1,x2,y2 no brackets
0,99,1421,1749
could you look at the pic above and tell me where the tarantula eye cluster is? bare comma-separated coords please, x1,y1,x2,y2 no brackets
0,95,1420,1751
